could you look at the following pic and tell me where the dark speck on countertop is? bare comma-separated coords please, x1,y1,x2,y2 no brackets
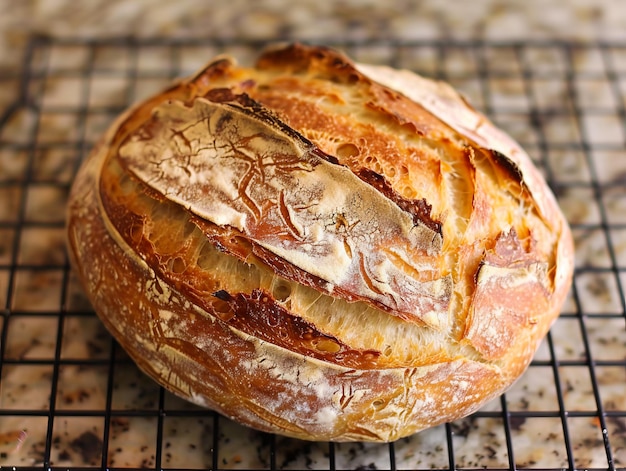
70,431,102,465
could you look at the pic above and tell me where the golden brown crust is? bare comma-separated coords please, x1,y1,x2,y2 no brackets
66,43,574,442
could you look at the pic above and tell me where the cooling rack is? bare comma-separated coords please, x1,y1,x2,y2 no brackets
0,36,625,471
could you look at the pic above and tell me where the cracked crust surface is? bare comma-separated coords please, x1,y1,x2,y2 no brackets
66,43,574,442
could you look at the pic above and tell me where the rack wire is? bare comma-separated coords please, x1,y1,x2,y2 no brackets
0,36,625,471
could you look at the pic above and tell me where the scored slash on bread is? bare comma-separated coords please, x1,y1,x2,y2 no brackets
66,43,574,442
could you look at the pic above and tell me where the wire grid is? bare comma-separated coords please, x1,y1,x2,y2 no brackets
0,36,625,471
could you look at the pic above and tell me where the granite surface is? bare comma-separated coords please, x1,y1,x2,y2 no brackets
1,0,624,112
1,1,625,470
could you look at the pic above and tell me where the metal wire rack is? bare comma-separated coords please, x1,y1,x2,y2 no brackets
0,36,625,471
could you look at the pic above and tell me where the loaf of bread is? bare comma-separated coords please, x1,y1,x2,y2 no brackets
66,43,573,442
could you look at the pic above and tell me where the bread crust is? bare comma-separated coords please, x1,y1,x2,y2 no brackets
66,43,574,442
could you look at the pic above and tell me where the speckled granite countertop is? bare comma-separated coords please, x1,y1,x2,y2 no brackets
0,0,624,113
1,1,625,470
